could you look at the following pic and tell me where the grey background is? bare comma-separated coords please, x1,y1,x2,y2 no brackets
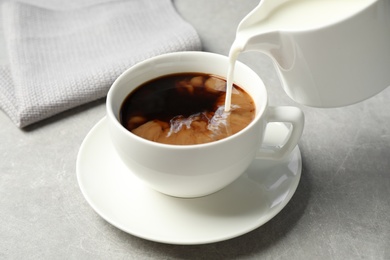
1,0,389,259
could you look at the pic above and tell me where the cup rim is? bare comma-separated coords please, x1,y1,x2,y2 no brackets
106,51,268,149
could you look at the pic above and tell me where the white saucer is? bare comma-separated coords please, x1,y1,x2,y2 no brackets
77,117,302,245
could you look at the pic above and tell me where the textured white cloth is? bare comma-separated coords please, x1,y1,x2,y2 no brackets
0,0,201,127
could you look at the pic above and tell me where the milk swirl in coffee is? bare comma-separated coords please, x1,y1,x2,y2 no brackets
120,73,255,145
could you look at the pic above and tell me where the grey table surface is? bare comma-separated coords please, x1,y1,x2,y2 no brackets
1,0,390,259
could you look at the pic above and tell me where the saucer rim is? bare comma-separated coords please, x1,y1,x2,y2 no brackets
76,117,302,245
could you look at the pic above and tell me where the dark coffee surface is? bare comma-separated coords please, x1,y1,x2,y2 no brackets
120,73,255,145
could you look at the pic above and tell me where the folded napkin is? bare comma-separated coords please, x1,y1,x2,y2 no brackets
0,0,201,127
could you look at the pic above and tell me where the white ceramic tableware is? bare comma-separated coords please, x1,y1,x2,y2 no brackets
233,0,390,107
106,51,304,198
77,118,302,244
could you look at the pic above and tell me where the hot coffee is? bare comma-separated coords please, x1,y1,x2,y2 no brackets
120,73,255,145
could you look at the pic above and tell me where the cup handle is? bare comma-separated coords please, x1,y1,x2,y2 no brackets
256,106,304,160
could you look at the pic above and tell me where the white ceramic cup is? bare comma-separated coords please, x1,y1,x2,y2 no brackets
106,51,304,198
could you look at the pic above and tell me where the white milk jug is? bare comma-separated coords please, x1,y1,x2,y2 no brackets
230,0,390,107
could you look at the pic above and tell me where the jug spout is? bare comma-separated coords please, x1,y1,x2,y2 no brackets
233,0,289,63
232,31,294,73
232,30,317,106
237,0,290,32
234,31,280,54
